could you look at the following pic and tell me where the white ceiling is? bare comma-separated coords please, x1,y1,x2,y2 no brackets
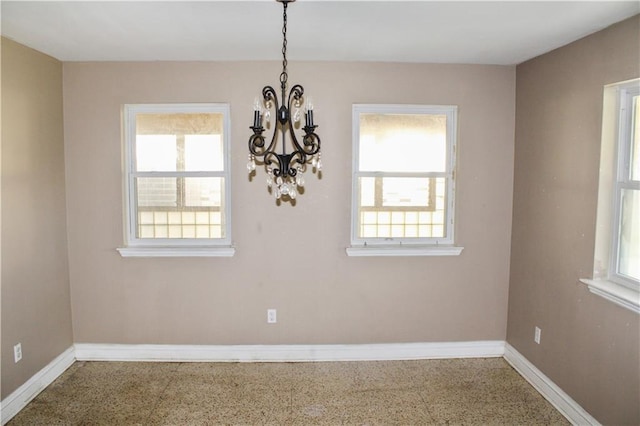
1,1,638,65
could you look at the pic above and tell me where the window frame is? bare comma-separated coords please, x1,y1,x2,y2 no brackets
118,103,234,257
610,83,639,290
348,104,462,256
581,80,639,313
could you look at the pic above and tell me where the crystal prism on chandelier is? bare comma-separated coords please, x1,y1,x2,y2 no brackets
248,0,321,201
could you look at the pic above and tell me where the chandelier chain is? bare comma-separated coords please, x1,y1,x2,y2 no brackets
280,1,288,89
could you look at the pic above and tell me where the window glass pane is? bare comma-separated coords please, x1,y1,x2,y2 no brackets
135,177,225,240
135,177,225,239
136,177,177,207
382,177,431,207
135,112,224,172
136,177,224,210
359,113,446,172
618,189,640,281
631,95,639,181
357,177,447,239
136,135,177,172
185,177,223,207
184,135,224,171
360,177,375,207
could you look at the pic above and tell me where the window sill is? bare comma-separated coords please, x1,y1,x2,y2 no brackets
117,246,236,258
346,245,463,257
579,278,639,314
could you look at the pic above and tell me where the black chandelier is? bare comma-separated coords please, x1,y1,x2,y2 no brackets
247,0,321,200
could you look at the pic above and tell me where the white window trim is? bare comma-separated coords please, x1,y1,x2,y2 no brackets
117,247,235,258
118,103,234,258
346,245,463,257
348,104,463,257
579,278,639,314
581,79,639,313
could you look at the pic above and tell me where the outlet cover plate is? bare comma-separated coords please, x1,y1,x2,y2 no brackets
14,343,22,363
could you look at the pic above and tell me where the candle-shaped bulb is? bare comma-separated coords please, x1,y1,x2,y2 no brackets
305,96,314,126
253,97,262,127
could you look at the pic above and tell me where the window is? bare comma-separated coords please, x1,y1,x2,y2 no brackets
612,84,639,288
581,80,639,313
118,104,234,257
347,104,462,256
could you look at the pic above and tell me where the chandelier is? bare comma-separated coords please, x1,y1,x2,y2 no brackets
247,0,321,200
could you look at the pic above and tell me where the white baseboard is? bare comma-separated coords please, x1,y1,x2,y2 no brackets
503,343,599,426
1,346,75,426
74,340,506,362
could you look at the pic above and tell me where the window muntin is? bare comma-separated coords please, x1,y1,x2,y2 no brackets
123,104,231,248
351,105,457,246
612,87,640,288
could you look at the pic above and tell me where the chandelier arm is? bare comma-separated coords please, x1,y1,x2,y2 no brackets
286,84,305,155
262,86,280,156
302,131,321,156
248,133,266,156
287,150,307,172
287,84,304,112
286,84,320,156
263,151,282,175
249,86,280,158
265,152,297,178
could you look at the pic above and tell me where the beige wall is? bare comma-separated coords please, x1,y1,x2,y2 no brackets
1,38,73,399
507,15,640,425
63,61,515,346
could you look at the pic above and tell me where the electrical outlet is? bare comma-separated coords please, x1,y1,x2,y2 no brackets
534,326,541,344
14,343,22,363
267,309,277,324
